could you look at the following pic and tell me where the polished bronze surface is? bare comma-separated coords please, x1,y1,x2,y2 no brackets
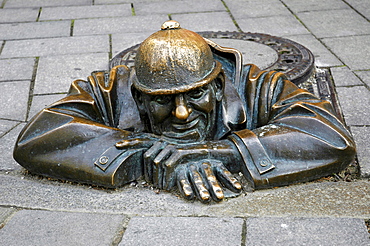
14,20,356,202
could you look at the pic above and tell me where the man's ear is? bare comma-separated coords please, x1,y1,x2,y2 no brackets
131,86,147,114
215,71,225,101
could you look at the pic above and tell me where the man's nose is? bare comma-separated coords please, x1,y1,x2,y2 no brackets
173,94,192,120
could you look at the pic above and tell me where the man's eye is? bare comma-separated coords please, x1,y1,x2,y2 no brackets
153,96,171,105
187,88,204,99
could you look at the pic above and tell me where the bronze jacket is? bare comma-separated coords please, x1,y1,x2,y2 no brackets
14,52,356,189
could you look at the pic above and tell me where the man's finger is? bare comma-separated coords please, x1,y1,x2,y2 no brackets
143,141,166,182
176,168,194,200
214,164,242,193
201,162,224,201
189,165,210,203
115,138,152,148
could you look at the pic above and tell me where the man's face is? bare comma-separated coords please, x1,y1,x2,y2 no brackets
138,80,223,143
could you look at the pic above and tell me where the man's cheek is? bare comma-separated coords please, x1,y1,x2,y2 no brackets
192,95,215,114
149,103,173,123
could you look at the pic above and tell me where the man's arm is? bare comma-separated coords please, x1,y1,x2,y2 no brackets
229,65,356,189
13,66,155,187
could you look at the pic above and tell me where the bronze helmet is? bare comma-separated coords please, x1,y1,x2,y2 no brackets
133,20,222,95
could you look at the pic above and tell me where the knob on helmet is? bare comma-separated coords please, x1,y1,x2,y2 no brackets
133,20,221,95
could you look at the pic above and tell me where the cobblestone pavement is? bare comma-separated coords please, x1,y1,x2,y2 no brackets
0,0,369,245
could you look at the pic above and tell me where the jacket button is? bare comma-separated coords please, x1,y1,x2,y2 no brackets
260,159,269,167
99,156,109,165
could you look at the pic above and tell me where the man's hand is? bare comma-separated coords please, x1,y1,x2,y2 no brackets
176,160,242,202
142,140,242,191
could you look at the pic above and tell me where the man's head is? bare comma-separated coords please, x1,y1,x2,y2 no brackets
132,20,225,143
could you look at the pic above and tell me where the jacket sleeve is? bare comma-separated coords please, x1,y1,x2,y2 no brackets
228,65,356,189
13,65,149,188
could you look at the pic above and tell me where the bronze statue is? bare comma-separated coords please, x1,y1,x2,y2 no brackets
14,20,356,202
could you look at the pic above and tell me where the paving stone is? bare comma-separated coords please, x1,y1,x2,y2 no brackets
0,123,24,171
0,120,18,137
0,21,70,40
346,0,370,20
4,0,92,8
355,70,370,87
224,0,291,19
34,53,108,94
0,210,126,246
171,12,238,32
0,81,29,121
39,4,132,21
297,9,370,38
237,15,310,37
0,58,35,82
112,32,153,55
282,34,342,67
73,15,168,36
351,126,370,178
331,66,364,87
282,0,349,13
134,0,225,15
28,94,66,120
120,217,243,246
1,35,109,58
0,8,39,23
336,86,370,126
245,217,370,246
95,0,170,3
208,38,278,70
0,207,17,226
322,35,370,71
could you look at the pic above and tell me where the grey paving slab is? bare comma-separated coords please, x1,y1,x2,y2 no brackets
336,86,370,126
297,9,370,38
351,126,370,178
171,12,238,32
282,0,350,13
346,0,370,20
246,217,370,246
0,81,29,121
0,21,70,40
355,70,370,87
322,35,370,71
0,207,17,226
331,66,364,87
73,15,168,36
224,0,291,19
237,15,310,37
0,8,39,23
95,0,173,3
34,53,108,94
0,210,126,246
112,32,153,54
208,38,278,70
0,173,369,218
0,120,18,137
0,123,24,171
134,0,225,15
1,35,109,58
39,4,132,21
28,94,66,120
4,0,92,8
282,34,342,67
0,58,35,82
120,217,243,246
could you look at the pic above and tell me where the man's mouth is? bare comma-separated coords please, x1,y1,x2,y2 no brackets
171,117,200,131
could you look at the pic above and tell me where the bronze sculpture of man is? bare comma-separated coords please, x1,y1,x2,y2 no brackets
14,20,356,202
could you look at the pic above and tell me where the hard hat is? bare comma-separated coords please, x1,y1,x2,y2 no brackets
133,20,221,95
